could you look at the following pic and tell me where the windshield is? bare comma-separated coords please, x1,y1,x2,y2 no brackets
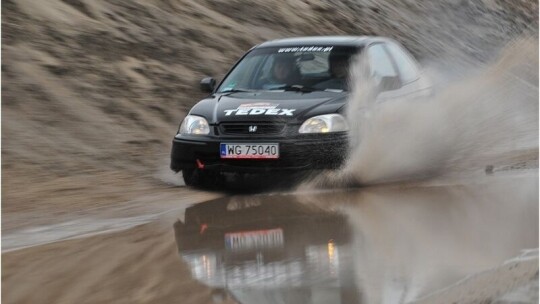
217,46,359,93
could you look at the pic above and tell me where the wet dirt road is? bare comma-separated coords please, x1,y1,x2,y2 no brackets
2,167,538,304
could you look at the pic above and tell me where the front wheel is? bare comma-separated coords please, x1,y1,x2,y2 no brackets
181,169,221,189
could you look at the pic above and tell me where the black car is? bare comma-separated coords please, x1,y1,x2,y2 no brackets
171,36,430,186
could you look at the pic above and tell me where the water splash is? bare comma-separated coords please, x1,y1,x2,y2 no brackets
308,37,538,188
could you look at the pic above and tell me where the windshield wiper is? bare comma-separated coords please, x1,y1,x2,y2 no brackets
217,88,257,101
268,85,324,93
219,88,254,94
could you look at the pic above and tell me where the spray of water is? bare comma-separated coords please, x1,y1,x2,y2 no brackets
306,37,538,188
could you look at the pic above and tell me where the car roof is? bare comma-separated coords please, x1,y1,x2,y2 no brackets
256,36,380,48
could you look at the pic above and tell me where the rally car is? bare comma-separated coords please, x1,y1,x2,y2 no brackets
171,36,430,187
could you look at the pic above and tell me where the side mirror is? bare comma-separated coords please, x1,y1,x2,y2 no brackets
378,75,401,92
200,77,216,93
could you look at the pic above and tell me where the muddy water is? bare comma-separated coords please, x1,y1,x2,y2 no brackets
2,190,224,252
2,171,537,304
174,174,538,303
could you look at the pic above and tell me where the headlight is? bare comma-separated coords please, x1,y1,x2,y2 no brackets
298,114,348,134
178,115,210,135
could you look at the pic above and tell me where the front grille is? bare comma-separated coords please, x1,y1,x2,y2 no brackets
220,123,286,135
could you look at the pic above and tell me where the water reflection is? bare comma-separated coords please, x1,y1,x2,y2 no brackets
174,194,359,303
174,176,538,303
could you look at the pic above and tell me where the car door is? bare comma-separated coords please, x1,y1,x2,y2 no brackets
366,43,401,103
366,42,431,103
384,41,432,100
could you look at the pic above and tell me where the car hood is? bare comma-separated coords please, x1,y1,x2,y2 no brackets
189,91,348,124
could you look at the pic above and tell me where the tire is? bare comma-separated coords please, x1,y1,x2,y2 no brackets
182,169,221,189
182,168,199,187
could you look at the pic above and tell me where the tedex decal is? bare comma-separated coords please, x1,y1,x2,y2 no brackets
224,103,296,116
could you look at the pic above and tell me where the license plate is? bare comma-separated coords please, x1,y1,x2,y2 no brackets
220,143,279,159
225,228,284,251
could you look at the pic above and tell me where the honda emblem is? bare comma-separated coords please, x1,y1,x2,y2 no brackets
248,125,258,133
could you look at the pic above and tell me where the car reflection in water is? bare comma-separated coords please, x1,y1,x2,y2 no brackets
174,176,538,304
174,195,359,303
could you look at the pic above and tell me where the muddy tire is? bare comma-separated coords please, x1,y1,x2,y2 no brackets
182,169,220,189
182,169,200,187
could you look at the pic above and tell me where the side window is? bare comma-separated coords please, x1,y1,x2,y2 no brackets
367,44,398,82
385,42,419,83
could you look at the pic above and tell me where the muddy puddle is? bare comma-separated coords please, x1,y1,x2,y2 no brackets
174,174,538,303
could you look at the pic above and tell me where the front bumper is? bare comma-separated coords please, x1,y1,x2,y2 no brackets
170,133,348,173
